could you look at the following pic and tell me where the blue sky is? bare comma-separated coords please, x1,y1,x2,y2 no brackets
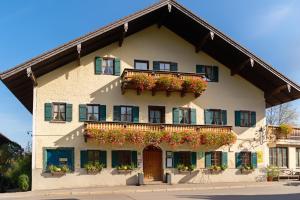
0,0,299,147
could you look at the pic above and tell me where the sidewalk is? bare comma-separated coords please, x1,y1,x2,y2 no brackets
0,181,286,198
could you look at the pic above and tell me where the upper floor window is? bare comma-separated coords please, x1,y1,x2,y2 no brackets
79,104,106,122
204,109,227,125
113,106,139,123
134,60,149,70
87,105,100,121
149,106,165,123
153,61,178,72
102,58,114,75
179,108,190,124
196,65,218,82
121,106,133,122
53,103,66,121
44,103,72,122
95,57,120,76
235,110,256,127
173,108,196,125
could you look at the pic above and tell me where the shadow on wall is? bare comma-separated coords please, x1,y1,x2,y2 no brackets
54,125,85,147
178,170,200,183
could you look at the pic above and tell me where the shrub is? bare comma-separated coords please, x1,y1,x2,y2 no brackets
279,124,293,136
18,174,29,191
266,165,280,177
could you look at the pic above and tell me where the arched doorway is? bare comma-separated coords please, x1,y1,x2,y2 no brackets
143,145,163,181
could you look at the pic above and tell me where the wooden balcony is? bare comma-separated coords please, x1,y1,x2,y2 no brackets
267,125,300,142
121,68,206,97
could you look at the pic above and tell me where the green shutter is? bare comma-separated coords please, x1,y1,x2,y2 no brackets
44,103,52,121
153,61,160,71
95,57,102,74
113,106,121,121
205,152,212,168
251,112,256,127
99,105,106,122
43,148,47,170
204,109,212,125
80,150,88,168
235,111,241,126
132,106,139,123
251,152,257,168
173,152,179,168
173,108,180,124
66,104,72,122
191,152,197,166
79,104,87,122
111,151,118,168
170,62,178,72
99,151,107,168
235,152,242,168
212,66,219,82
190,108,196,125
131,151,138,167
222,152,228,167
114,58,121,76
222,110,227,125
196,65,205,74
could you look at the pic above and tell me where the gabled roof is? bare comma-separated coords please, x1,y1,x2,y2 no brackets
1,0,300,112
0,132,20,147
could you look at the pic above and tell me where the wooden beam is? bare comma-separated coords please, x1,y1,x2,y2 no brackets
231,58,250,76
26,67,37,86
264,84,287,99
195,31,214,53
118,23,128,47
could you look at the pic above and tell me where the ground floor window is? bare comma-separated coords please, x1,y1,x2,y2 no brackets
297,148,300,168
44,148,74,171
205,151,227,168
111,150,137,168
173,151,197,168
235,151,257,168
269,147,288,168
80,150,107,168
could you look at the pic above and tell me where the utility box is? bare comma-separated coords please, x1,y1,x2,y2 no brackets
137,173,144,186
166,172,172,185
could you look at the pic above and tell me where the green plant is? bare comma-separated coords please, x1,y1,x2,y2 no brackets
155,76,182,91
266,165,279,178
84,162,104,173
182,78,207,97
48,165,70,173
18,174,29,191
240,164,254,171
176,164,195,172
279,124,293,136
130,74,155,92
209,165,227,172
116,163,136,171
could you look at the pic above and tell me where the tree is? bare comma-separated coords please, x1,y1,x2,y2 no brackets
266,103,299,126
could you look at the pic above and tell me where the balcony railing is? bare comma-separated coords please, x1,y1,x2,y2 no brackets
267,125,300,141
121,68,206,97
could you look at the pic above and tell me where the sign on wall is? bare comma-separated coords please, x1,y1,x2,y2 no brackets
257,151,263,163
166,151,173,168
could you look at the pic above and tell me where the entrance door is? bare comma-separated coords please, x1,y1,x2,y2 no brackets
143,146,162,181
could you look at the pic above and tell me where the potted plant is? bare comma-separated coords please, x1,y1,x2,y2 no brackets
209,165,227,174
129,74,155,95
48,164,70,176
84,162,104,174
155,76,182,96
176,164,195,174
240,164,254,174
182,77,207,97
116,163,136,174
266,165,279,181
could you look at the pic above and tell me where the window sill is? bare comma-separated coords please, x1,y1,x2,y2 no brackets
50,120,66,124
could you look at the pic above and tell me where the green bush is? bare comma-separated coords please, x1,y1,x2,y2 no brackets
18,174,29,191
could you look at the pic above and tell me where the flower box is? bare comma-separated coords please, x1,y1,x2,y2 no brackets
51,171,66,176
176,164,195,174
48,165,70,176
116,164,136,174
117,169,133,174
209,165,227,174
240,165,255,174
84,162,104,174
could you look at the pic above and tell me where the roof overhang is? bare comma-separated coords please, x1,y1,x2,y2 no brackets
1,0,300,112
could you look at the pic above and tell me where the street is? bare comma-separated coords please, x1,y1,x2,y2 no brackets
1,183,300,200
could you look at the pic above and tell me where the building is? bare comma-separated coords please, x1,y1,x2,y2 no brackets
1,0,300,190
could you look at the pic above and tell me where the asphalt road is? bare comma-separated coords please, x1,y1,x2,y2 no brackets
2,183,300,200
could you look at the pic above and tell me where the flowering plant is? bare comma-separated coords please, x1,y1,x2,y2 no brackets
209,165,227,172
176,164,196,172
182,78,207,97
130,74,155,93
155,76,182,91
84,162,104,174
144,131,163,146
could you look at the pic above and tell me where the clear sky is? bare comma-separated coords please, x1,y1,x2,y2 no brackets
0,0,299,148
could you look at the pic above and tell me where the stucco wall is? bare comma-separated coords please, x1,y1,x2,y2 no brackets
32,25,267,190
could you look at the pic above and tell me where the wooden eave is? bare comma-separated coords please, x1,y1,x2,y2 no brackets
1,0,300,113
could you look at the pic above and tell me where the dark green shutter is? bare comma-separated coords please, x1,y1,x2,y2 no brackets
114,58,121,76
191,152,197,166
212,66,219,82
99,105,106,121
80,150,88,168
95,57,102,74
222,110,227,125
205,152,212,168
190,108,196,125
196,65,205,74
170,62,178,72
222,152,228,167
66,104,72,122
173,108,180,124
235,152,242,168
100,151,107,167
251,112,256,127
45,103,52,121
235,111,241,126
153,61,160,71
113,106,121,121
132,106,139,123
79,104,87,122
251,152,257,168
173,152,179,168
131,151,138,167
111,151,118,168
204,109,212,125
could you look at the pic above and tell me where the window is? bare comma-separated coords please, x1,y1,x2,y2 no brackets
80,150,107,168
112,150,137,168
269,147,288,168
179,108,190,124
241,152,251,166
235,111,256,127
53,103,66,121
45,148,74,171
204,109,227,125
196,65,218,82
121,106,133,122
134,60,149,70
102,58,114,75
153,61,177,71
211,151,222,166
240,111,251,127
87,105,99,121
159,62,170,71
297,148,300,168
205,151,227,168
174,151,196,168
149,106,165,123
87,150,100,165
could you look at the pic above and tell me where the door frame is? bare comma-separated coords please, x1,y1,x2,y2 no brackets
143,145,163,181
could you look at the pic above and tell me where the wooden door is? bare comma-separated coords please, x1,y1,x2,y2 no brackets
143,146,162,181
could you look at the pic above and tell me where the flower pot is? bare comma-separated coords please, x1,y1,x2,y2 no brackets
117,169,132,174
267,176,273,182
209,169,223,174
240,168,254,174
51,171,66,176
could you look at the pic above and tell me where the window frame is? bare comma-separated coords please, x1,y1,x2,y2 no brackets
134,59,149,70
240,151,251,166
52,102,66,122
148,106,165,124
178,107,191,124
177,151,192,166
87,150,100,165
86,104,100,122
44,147,74,171
211,151,222,166
199,65,218,82
116,150,133,166
207,109,223,125
269,147,288,168
120,106,133,123
101,57,115,75
240,110,252,127
157,61,172,71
